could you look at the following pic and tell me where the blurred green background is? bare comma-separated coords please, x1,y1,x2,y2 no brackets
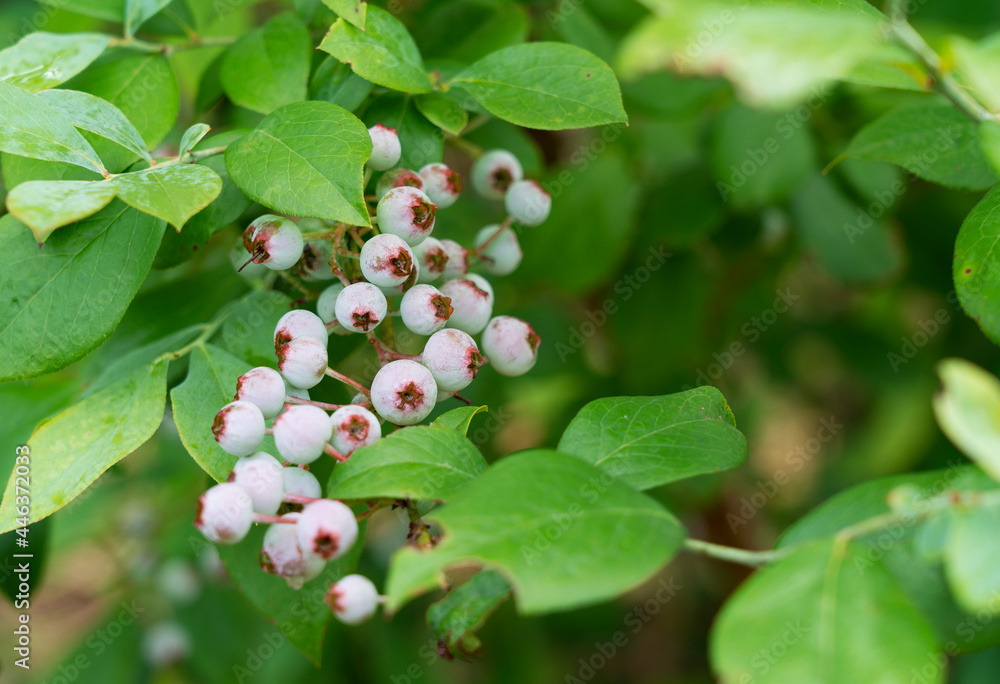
2,0,1000,682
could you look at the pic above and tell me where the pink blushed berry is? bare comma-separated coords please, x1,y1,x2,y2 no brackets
316,282,345,326
235,367,286,419
367,123,401,171
471,149,523,200
277,337,328,389
439,239,469,280
282,466,322,500
260,512,326,589
481,315,541,377
421,329,484,393
474,224,523,276
329,405,382,455
296,499,359,561
274,309,329,351
376,186,437,246
400,284,452,335
440,275,494,335
212,400,266,457
195,483,254,544
376,168,423,201
327,574,380,625
370,359,438,425
243,215,304,271
228,451,284,515
273,404,334,465
360,233,416,288
418,163,462,208
413,237,449,283
335,282,388,333
505,180,552,226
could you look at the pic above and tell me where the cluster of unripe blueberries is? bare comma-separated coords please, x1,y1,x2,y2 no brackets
197,123,549,625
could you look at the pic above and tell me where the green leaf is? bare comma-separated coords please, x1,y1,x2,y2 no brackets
944,503,1000,615
178,123,211,156
386,450,686,614
65,54,179,154
981,120,1000,176
790,174,902,282
216,520,361,664
221,13,311,115
415,94,468,136
124,0,173,36
433,405,487,436
37,89,153,164
170,343,249,482
327,425,488,501
557,388,748,491
711,540,941,684
844,104,997,190
0,32,109,92
933,359,1000,481
321,0,366,30
617,2,883,109
450,43,627,130
36,0,125,22
219,290,293,367
0,202,166,382
0,519,50,603
444,7,528,64
0,81,106,175
0,360,167,533
951,35,1000,115
319,6,432,94
427,570,511,659
5,179,118,244
310,57,374,112
225,101,371,226
954,187,1000,344
111,164,223,230
84,325,202,397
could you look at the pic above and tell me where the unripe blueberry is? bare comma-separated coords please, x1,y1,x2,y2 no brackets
286,385,310,401
327,574,379,625
377,186,437,246
421,329,484,392
195,482,254,544
296,499,359,560
471,149,523,200
360,233,416,288
156,559,200,604
243,215,304,271
367,123,401,171
260,513,326,589
412,237,449,283
228,451,284,515
439,239,469,279
370,359,438,425
273,405,334,465
235,367,286,419
282,466,323,499
505,179,551,226
474,224,522,276
440,275,493,335
212,401,265,457
293,238,334,282
316,282,345,325
375,167,423,201
400,284,452,335
230,240,268,278
330,405,382,455
418,163,462,208
142,622,191,667
277,337,328,389
335,282,388,333
481,316,541,376
274,309,329,351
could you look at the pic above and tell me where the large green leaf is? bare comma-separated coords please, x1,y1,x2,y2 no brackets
450,43,627,130
321,0,366,29
557,389,748,490
711,540,941,684
221,12,311,115
216,521,362,664
0,32,108,92
427,570,511,658
309,57,374,112
844,105,997,190
0,203,166,381
5,179,118,244
414,94,468,136
0,360,167,533
225,101,371,226
170,343,250,482
124,0,173,36
386,450,686,614
0,81,106,175
111,164,223,230
954,187,1000,344
617,1,883,108
944,503,1000,615
319,6,432,93
933,359,1000,481
37,89,152,165
327,425,488,501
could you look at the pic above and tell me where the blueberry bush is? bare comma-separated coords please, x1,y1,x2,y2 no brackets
3,0,1000,682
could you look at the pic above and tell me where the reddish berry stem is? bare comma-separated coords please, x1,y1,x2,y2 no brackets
284,395,346,411
283,493,322,505
324,443,349,462
325,367,371,397
471,216,514,257
253,513,295,524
